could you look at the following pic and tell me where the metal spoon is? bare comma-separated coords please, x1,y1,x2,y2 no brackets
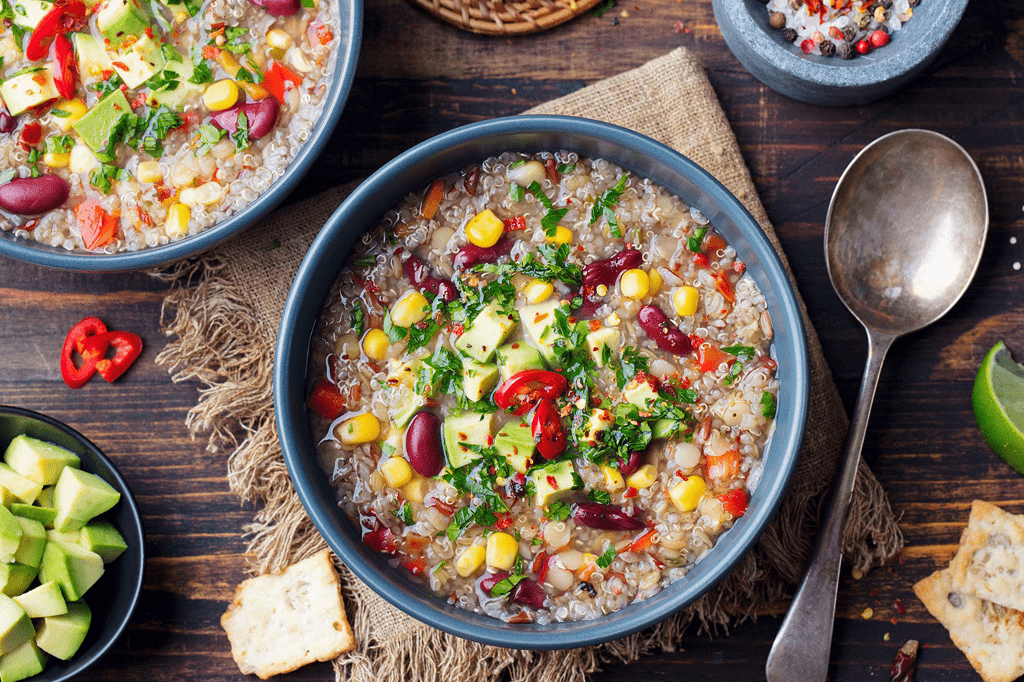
765,129,988,681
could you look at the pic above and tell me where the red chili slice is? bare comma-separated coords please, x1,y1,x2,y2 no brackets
25,1,88,62
52,33,76,99
717,489,748,517
59,317,108,389
79,330,142,382
493,370,567,416
531,397,565,460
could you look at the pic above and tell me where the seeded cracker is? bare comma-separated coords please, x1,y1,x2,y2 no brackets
913,568,1024,682
949,500,1024,613
221,550,355,679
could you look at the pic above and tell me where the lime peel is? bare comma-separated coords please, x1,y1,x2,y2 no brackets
972,341,1024,474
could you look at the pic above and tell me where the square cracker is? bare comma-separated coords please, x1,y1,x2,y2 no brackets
221,549,355,679
913,568,1024,682
949,500,1024,613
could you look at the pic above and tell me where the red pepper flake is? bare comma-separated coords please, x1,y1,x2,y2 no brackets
870,588,879,598
894,598,906,615
546,475,559,490
624,487,638,499
673,20,685,33
503,215,527,231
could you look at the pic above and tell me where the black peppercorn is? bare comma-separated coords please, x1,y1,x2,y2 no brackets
837,41,854,59
908,0,919,5
842,25,856,42
781,27,798,42
819,40,836,57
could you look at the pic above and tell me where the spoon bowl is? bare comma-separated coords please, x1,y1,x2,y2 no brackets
766,129,988,682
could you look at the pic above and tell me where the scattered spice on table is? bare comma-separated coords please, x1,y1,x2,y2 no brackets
889,639,918,682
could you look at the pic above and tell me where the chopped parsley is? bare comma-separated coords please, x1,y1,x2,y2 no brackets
189,52,215,85
232,111,250,151
546,501,571,522
490,573,526,597
474,242,582,287
588,173,629,238
43,136,74,155
556,162,576,174
761,391,776,419
396,502,414,526
721,345,754,386
89,164,130,193
688,226,709,253
587,489,612,505
509,182,524,203
222,26,254,54
526,180,568,237
351,301,364,338
195,123,225,156
596,545,617,568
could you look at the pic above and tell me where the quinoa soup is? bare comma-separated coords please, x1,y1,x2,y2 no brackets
0,0,338,252
308,152,781,624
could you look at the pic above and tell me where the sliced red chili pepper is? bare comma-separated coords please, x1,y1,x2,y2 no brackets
531,397,565,460
695,341,731,374
502,215,527,231
714,272,735,303
25,1,88,61
80,330,142,382
52,33,76,100
307,377,347,420
628,528,658,553
494,370,567,416
262,62,303,104
60,317,107,389
717,489,748,517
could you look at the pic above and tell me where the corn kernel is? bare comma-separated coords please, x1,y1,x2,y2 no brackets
648,268,663,295
455,545,487,577
486,531,519,571
673,285,700,317
627,464,658,489
216,51,242,75
379,456,412,488
69,143,100,175
390,291,430,327
51,98,87,131
203,79,238,111
601,465,625,492
524,279,554,304
42,152,69,168
362,328,388,361
604,312,621,326
619,268,650,300
595,284,608,296
267,28,293,50
401,475,430,504
164,203,191,239
668,476,706,512
464,209,504,248
136,160,162,184
545,225,573,245
338,412,381,445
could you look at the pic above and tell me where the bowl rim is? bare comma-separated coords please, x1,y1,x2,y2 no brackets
275,115,810,649
0,404,146,679
0,0,363,273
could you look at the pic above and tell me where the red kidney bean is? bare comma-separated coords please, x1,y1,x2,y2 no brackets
582,249,642,287
246,0,300,13
0,108,16,135
453,236,514,270
405,411,444,477
359,512,397,554
479,572,510,595
403,252,457,302
638,305,693,356
510,578,547,610
570,286,602,319
571,502,645,531
0,175,70,215
210,98,280,140
617,451,643,477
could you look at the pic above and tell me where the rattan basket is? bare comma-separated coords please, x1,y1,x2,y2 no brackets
408,0,604,35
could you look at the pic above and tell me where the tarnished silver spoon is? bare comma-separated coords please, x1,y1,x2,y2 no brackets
765,129,988,681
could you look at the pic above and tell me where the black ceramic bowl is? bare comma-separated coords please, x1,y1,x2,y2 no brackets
0,406,145,681
0,0,362,272
275,116,810,649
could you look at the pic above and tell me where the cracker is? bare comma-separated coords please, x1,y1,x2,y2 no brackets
913,567,1024,682
221,549,355,679
949,500,1024,612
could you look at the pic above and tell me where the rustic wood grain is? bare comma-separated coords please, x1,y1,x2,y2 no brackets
1,0,1023,680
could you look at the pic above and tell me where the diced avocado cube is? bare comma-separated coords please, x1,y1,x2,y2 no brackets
147,49,203,109
52,467,121,530
0,509,23,565
35,601,90,661
0,565,38,599
12,517,45,569
72,89,133,159
390,393,428,430
531,460,578,508
95,0,150,47
0,67,59,117
623,375,660,410
9,505,55,528
494,420,535,474
455,301,516,364
460,360,498,402
12,582,66,619
72,33,113,85
79,521,126,563
45,529,80,546
3,435,80,486
111,34,166,88
0,637,46,682
494,341,546,382
0,596,33,655
442,412,493,470
652,419,683,440
519,299,562,367
10,0,53,29
39,542,104,602
585,326,621,367
0,467,40,507
0,490,17,509
35,488,53,510
580,409,614,447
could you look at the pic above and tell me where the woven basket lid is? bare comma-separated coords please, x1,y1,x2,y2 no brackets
408,0,604,35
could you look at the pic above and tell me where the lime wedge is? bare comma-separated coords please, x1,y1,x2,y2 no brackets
973,341,1024,474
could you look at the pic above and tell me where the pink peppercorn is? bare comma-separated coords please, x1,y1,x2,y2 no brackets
856,39,871,55
800,38,815,54
869,29,889,48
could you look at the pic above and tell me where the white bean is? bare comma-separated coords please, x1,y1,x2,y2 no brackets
673,442,701,469
544,520,571,549
555,549,583,571
507,160,546,186
545,565,575,592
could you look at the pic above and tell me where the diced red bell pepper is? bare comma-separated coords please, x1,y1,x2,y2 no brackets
695,342,731,373
494,370,567,416
503,215,527,231
80,330,143,382
704,233,727,254
717,489,748,517
60,317,108,389
531,397,566,460
75,200,118,250
25,1,88,61
706,449,742,481
714,272,735,303
420,179,445,220
307,377,347,420
401,556,427,577
262,62,303,104
52,33,77,100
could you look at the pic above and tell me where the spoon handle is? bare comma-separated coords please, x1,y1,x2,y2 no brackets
765,330,895,682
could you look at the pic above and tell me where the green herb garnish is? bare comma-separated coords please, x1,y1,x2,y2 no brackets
588,173,628,238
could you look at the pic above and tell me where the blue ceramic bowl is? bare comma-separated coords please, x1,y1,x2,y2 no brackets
0,406,145,681
713,0,968,107
0,0,362,272
275,116,810,649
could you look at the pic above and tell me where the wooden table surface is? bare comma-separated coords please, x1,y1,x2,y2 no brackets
2,0,1024,680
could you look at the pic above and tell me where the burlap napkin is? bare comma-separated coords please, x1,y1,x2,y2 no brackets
155,47,902,682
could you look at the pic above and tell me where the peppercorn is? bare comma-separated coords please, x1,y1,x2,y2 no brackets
842,26,857,42
578,582,597,597
869,29,889,48
819,40,837,57
856,39,871,55
837,41,854,59
769,11,786,29
781,27,798,42
856,12,871,28
874,5,890,22
907,0,919,5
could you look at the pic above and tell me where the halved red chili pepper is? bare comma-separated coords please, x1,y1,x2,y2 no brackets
25,1,88,61
52,33,76,99
307,377,347,420
60,317,107,389
717,489,748,517
80,330,142,382
531,397,565,460
494,369,567,416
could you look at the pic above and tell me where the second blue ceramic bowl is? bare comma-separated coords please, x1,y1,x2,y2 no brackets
275,116,810,649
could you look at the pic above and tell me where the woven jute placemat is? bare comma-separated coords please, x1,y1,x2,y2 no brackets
408,0,603,35
155,47,902,682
